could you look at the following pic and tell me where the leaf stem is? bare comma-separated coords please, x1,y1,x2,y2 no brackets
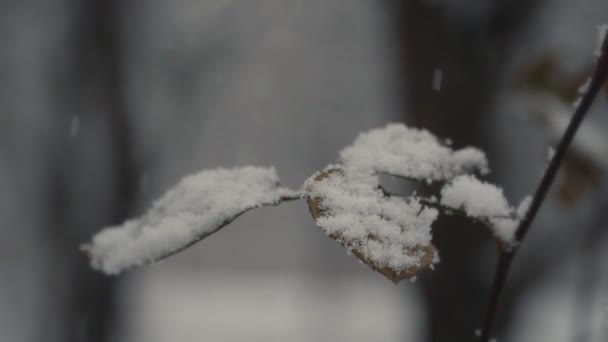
478,32,608,342
280,194,304,202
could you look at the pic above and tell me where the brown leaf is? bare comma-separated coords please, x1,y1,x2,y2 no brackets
517,55,592,102
306,169,437,284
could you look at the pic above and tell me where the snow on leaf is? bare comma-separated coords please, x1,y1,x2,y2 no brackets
339,123,488,182
305,168,438,283
440,175,512,218
83,166,298,275
440,175,519,244
303,124,495,282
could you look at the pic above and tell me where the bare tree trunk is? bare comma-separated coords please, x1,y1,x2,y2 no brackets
46,1,137,341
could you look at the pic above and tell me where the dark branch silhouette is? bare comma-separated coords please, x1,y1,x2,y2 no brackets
478,31,608,342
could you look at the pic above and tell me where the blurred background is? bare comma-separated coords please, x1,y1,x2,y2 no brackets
1,1,607,341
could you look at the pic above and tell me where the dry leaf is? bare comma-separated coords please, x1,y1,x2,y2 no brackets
306,169,437,284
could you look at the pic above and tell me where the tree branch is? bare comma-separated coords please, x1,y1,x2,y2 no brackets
478,32,608,342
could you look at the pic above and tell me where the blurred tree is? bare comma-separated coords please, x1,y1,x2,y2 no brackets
390,1,541,341
46,1,137,341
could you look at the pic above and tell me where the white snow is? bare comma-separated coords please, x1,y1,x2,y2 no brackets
83,166,296,275
306,168,438,274
85,124,495,277
432,68,443,91
594,24,608,57
305,124,496,277
516,195,532,219
441,175,512,218
339,123,489,182
440,175,518,243
577,78,591,94
70,116,80,138
547,146,556,161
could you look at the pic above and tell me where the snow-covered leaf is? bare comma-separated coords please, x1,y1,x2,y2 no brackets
306,168,438,283
303,124,498,282
339,123,489,183
83,166,298,275
440,175,523,244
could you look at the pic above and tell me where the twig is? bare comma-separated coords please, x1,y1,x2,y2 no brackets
280,194,304,202
478,31,608,342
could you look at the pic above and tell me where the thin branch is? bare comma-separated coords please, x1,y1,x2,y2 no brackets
479,250,514,341
515,55,608,242
279,194,304,202
478,32,608,342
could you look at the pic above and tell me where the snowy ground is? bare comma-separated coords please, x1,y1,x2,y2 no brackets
117,270,424,342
